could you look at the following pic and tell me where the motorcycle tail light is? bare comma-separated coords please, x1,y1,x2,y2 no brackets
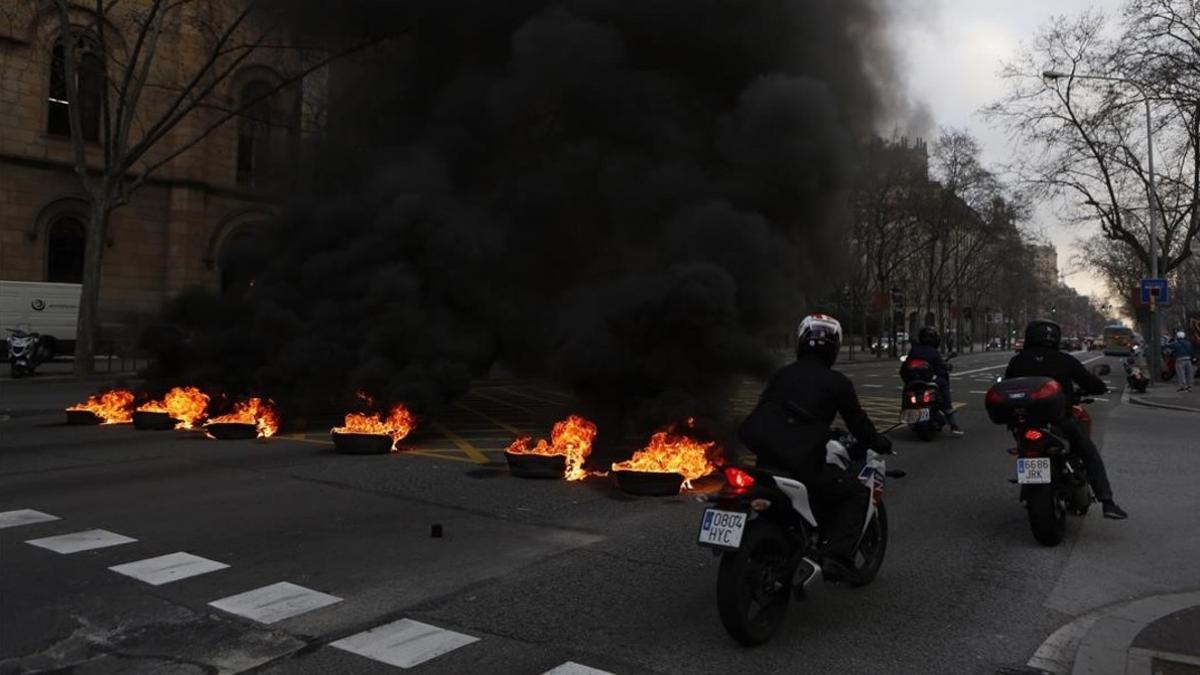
1031,379,1063,400
985,387,1005,406
1023,428,1043,442
907,358,929,369
921,390,936,404
724,466,755,490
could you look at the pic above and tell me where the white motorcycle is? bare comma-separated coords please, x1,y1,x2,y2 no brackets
697,431,902,645
6,327,54,378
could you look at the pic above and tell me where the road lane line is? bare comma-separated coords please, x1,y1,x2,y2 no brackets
544,663,617,675
26,529,137,554
331,618,479,669
468,388,539,416
109,552,229,586
209,582,341,624
0,509,59,529
490,385,574,407
863,384,883,388
453,400,525,436
430,421,491,464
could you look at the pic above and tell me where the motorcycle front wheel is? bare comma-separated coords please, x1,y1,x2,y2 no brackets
849,503,888,587
10,363,27,379
716,520,795,646
1026,484,1066,546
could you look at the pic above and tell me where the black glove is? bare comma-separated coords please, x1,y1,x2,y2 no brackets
874,435,893,455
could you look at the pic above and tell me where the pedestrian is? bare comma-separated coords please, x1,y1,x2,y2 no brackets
1169,330,1195,392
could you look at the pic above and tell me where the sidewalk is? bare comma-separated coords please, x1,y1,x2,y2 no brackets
1127,385,1200,413
1029,590,1200,674
0,356,145,383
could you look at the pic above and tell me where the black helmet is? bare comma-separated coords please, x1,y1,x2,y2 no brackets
917,325,940,347
797,314,843,366
1024,319,1062,350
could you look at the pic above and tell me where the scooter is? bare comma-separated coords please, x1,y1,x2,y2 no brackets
1124,357,1149,393
697,429,902,645
6,327,54,378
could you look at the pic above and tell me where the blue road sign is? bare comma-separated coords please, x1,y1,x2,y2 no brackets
1140,278,1170,305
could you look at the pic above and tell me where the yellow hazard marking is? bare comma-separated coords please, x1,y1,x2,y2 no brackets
430,421,490,464
488,385,574,408
452,400,525,437
468,389,538,416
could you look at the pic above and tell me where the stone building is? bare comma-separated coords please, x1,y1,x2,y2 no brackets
0,2,303,351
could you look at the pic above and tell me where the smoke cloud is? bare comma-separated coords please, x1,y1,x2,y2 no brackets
151,0,901,441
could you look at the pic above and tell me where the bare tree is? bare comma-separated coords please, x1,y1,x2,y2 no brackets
37,0,388,374
986,7,1200,286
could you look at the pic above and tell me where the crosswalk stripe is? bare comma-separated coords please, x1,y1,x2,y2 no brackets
109,552,229,586
544,662,617,675
26,529,136,554
209,582,342,624
331,618,479,668
0,509,59,529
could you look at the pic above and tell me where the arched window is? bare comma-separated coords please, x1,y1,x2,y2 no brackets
237,81,275,187
48,38,104,141
46,217,86,283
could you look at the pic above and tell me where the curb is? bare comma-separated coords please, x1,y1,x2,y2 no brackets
1127,395,1200,414
0,373,141,386
1027,590,1200,675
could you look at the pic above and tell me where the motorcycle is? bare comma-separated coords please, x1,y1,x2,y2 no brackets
898,352,955,441
6,327,55,378
1124,357,1149,393
984,364,1111,546
697,430,902,645
1161,344,1177,381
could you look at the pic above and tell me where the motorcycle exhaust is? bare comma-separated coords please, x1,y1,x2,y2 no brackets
793,556,822,600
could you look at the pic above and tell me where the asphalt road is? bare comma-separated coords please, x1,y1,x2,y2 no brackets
1,350,1195,675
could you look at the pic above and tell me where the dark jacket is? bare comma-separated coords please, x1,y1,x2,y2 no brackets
739,353,883,477
1168,338,1194,359
1005,347,1106,398
903,344,950,380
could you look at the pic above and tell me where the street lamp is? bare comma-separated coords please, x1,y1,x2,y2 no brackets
1043,69,1162,381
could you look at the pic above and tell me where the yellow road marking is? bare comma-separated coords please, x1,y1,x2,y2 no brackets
430,421,490,464
469,389,538,416
452,400,525,437
488,385,574,408
406,449,485,464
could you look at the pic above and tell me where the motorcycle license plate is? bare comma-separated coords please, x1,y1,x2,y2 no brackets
1017,457,1052,484
900,408,931,424
697,509,747,550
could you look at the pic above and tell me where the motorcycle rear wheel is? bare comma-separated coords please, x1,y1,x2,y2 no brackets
1026,484,1066,546
913,425,934,442
849,503,888,587
716,520,795,646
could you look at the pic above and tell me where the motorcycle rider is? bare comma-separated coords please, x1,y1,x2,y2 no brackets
738,313,892,581
902,326,964,436
1006,319,1128,520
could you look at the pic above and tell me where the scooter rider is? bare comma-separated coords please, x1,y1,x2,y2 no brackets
903,326,964,436
1006,319,1128,520
738,313,892,581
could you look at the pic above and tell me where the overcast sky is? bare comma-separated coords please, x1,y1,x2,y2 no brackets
890,0,1124,301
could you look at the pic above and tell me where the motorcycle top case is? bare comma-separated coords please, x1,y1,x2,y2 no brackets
984,376,1067,425
900,358,936,383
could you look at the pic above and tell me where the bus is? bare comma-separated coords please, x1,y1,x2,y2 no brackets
1102,325,1135,356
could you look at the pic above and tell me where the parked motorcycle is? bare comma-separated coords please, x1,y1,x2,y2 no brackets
697,430,902,645
898,353,955,441
984,364,1110,546
1124,357,1149,393
6,327,55,378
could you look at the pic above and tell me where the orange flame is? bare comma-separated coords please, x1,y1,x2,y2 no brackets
66,389,135,424
135,387,209,429
506,414,598,481
206,397,279,438
611,419,719,489
331,403,417,450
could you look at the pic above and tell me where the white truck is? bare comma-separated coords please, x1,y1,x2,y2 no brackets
0,280,81,355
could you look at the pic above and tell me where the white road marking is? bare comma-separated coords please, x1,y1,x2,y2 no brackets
0,509,59,529
544,663,617,675
969,390,988,394
209,582,341,624
331,618,479,669
26,529,136,554
863,384,883,388
109,552,229,586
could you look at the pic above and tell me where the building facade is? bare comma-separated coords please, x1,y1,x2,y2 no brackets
1031,244,1059,294
0,3,302,351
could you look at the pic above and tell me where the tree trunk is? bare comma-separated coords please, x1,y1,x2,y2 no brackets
73,200,111,376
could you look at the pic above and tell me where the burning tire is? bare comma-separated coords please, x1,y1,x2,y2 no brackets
504,451,566,479
331,431,394,455
716,520,795,646
133,410,176,430
65,409,103,425
205,422,258,440
613,470,685,496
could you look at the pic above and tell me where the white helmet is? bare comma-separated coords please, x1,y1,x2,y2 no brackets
797,314,843,365
1179,331,1188,339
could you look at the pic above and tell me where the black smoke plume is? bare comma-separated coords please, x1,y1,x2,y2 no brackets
150,0,899,441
